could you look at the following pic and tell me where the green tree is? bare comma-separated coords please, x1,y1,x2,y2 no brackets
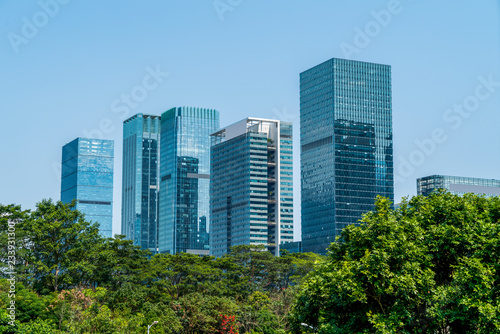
96,235,151,291
15,318,58,334
148,252,223,300
172,292,239,334
0,200,323,333
291,193,500,333
9,199,105,293
220,245,280,297
0,280,52,325
0,205,30,281
238,291,280,334
213,252,252,300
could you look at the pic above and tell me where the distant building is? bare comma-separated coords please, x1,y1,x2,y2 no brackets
121,114,161,254
159,107,219,254
417,175,500,197
300,57,394,254
210,117,294,257
61,138,114,238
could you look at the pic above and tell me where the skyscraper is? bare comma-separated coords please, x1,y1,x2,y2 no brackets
300,57,394,254
159,107,219,254
61,138,114,238
417,175,500,197
121,114,161,254
210,117,294,257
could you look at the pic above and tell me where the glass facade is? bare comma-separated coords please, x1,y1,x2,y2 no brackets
280,241,302,254
61,138,114,238
159,107,219,254
417,175,500,197
121,114,161,254
300,57,394,254
210,118,293,257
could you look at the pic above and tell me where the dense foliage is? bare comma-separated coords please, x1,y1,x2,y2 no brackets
0,199,322,334
291,193,500,333
4,192,500,333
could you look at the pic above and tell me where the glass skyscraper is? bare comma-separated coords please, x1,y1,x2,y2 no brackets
210,118,294,257
159,107,219,254
300,57,394,254
417,175,500,197
121,114,161,254
61,138,114,238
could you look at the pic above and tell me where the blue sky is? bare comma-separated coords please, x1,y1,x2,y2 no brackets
1,1,499,239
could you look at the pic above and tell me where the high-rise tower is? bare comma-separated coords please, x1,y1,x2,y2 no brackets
121,114,161,253
158,107,219,254
210,117,294,257
300,57,394,254
61,138,114,238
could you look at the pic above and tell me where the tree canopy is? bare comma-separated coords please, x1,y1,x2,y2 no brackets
10,193,500,333
0,199,322,333
291,192,500,333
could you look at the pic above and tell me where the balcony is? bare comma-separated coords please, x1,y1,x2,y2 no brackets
267,138,276,150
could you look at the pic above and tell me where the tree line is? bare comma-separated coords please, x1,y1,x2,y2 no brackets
0,199,322,333
3,192,500,333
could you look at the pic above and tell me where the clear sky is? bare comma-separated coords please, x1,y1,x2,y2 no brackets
1,1,499,240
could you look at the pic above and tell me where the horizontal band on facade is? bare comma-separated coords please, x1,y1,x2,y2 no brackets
187,173,210,179
301,136,333,152
77,200,111,205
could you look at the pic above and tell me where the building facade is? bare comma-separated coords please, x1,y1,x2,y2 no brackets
210,118,294,257
61,138,114,238
159,107,219,254
121,114,161,254
300,57,394,254
280,241,302,254
417,175,500,197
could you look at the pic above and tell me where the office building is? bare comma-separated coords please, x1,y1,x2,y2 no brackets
121,114,161,254
417,175,500,197
300,57,394,254
210,117,294,257
61,138,114,238
159,107,219,254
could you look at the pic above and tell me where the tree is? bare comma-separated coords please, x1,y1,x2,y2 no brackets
147,252,223,300
15,318,58,334
1,199,323,332
172,292,239,334
291,193,500,333
0,204,30,280
220,245,288,297
96,235,151,291
24,199,105,293
0,200,116,293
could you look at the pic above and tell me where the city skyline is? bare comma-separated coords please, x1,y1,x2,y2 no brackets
1,1,499,239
